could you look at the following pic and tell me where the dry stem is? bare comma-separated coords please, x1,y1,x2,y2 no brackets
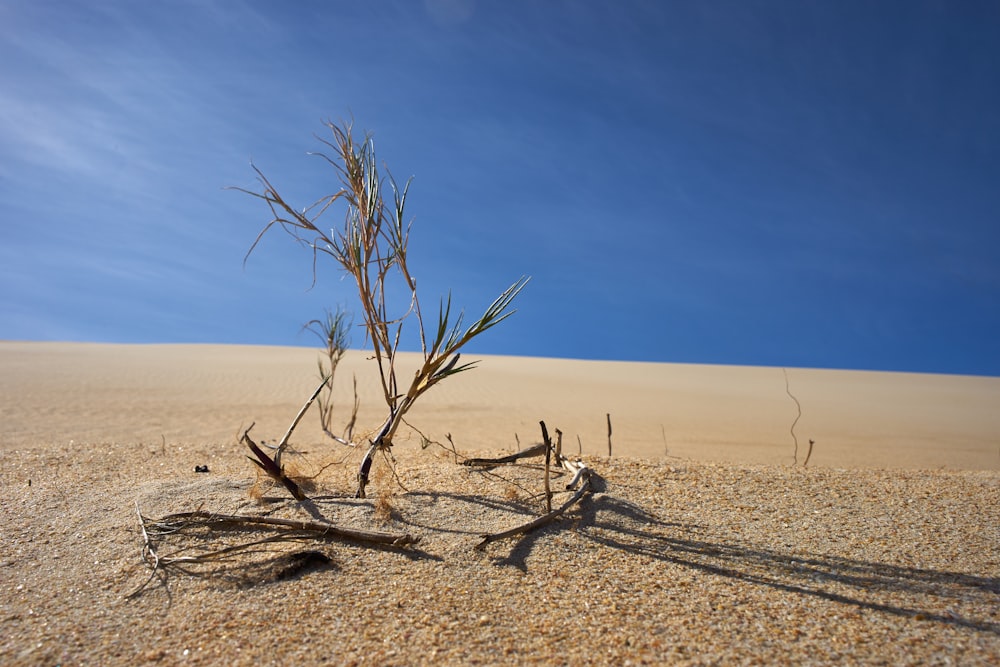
242,424,306,501
541,421,553,513
606,413,613,458
783,368,803,465
275,376,329,467
476,456,593,550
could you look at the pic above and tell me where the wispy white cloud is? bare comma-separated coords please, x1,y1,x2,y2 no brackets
1,1,997,372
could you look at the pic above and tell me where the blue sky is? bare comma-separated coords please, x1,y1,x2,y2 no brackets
1,1,998,376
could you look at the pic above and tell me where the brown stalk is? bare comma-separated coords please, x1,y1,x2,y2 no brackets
606,413,613,458
541,421,553,513
242,424,306,501
274,376,329,468
783,368,802,465
463,443,547,467
476,456,593,550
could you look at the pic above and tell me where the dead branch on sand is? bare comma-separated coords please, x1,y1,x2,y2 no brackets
462,442,548,467
468,421,597,550
127,504,418,598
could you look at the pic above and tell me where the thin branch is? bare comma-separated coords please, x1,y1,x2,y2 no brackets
343,374,360,443
783,368,802,465
463,443,548,467
804,439,816,467
275,375,329,468
154,511,419,547
541,421,553,513
476,458,593,550
606,413,613,458
445,433,459,464
126,502,163,599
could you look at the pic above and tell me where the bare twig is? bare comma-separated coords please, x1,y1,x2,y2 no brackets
151,511,419,547
380,447,410,493
343,374,360,443
126,502,163,599
606,413,613,458
275,375,329,468
476,457,593,550
445,433,459,464
408,421,461,464
804,439,816,467
463,443,547,467
541,421,553,513
783,368,802,465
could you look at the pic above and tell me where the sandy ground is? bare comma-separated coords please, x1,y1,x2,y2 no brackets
1,342,998,665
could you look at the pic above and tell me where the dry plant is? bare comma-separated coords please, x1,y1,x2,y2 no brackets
126,121,608,598
783,368,802,464
305,307,359,446
127,505,417,598
783,368,815,466
234,119,528,498
467,421,595,549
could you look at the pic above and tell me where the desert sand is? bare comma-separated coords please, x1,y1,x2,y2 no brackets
1,341,998,665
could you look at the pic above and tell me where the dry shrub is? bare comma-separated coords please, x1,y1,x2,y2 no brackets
235,118,527,498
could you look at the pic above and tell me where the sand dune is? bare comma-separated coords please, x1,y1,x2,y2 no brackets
2,342,998,469
2,342,998,665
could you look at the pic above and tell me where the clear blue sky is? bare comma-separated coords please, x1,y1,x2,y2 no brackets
2,1,998,375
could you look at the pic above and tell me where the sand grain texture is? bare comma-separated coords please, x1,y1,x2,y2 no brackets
1,342,998,665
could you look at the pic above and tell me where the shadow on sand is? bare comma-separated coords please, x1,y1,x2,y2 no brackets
485,486,999,636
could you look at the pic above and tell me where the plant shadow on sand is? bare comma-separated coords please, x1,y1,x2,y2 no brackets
480,483,999,637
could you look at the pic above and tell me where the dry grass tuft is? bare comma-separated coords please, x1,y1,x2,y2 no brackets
374,487,394,524
371,459,395,523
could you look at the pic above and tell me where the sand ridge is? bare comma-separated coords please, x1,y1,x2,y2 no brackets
2,342,999,469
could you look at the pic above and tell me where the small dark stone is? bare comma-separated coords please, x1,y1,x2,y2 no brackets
194,465,209,473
